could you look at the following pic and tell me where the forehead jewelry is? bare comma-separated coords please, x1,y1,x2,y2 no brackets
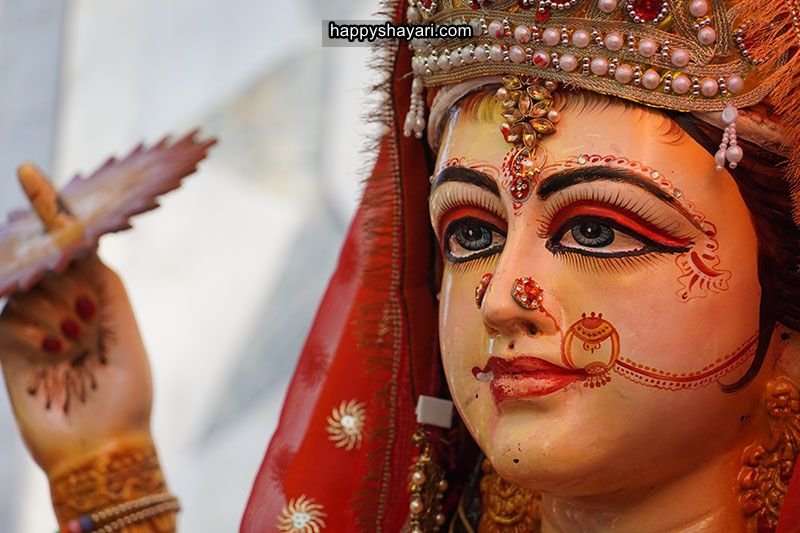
511,277,544,310
495,76,559,203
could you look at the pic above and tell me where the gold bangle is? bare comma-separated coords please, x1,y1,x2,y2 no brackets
49,435,174,529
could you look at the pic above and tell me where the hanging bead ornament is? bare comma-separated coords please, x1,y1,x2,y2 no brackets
404,76,427,139
715,105,744,170
406,427,448,533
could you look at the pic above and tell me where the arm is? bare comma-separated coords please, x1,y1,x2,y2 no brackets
0,170,178,532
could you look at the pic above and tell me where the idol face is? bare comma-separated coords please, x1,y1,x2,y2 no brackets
431,91,765,497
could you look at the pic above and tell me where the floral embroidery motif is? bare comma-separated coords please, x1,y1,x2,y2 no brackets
326,399,366,451
276,495,327,533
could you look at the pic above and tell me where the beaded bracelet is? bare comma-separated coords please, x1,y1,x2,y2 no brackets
58,493,180,533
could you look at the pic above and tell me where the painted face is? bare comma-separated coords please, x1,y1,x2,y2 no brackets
431,91,765,496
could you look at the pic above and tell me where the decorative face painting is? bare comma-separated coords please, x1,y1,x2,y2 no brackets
429,89,790,529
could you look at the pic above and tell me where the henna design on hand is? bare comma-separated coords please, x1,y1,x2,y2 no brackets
23,287,114,414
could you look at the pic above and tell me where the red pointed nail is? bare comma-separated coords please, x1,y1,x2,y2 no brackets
60,319,81,339
75,296,96,322
42,336,63,353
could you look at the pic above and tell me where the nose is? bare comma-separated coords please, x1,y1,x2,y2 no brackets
480,268,561,340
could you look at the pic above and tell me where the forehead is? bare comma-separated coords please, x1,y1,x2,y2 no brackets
436,90,697,177
433,90,756,247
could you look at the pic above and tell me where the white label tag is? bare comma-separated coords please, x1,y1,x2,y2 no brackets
415,395,454,429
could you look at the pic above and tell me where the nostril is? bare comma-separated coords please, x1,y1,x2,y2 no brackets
485,325,501,336
526,323,538,336
508,341,515,350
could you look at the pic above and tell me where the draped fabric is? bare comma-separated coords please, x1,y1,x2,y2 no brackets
241,0,800,530
241,1,442,528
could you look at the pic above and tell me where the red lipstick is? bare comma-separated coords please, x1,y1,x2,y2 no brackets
472,356,586,403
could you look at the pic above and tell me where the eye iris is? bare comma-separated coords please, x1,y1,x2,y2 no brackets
572,221,614,247
455,222,492,251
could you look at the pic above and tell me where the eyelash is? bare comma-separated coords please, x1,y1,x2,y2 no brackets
537,187,690,241
430,186,505,238
441,210,507,263
537,187,694,269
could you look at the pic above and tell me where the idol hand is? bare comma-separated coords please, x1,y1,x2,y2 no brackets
0,166,154,476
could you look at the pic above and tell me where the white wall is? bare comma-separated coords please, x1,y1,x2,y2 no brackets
3,0,381,531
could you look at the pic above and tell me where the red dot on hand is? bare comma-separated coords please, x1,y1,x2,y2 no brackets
75,296,96,322
60,319,81,339
42,336,63,353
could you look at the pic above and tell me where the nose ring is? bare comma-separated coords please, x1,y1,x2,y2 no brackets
511,277,543,310
475,273,493,309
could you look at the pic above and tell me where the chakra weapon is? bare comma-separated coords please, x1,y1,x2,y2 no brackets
0,131,216,298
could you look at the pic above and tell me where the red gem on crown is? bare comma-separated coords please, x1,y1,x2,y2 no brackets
535,8,551,22
631,0,662,21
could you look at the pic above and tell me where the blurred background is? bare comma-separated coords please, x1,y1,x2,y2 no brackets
0,0,380,530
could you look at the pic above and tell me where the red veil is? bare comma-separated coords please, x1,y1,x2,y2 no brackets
241,2,441,529
240,1,800,531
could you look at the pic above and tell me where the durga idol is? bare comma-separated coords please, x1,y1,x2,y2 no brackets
2,0,800,531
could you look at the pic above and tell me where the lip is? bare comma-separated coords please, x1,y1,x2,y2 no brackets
472,356,586,403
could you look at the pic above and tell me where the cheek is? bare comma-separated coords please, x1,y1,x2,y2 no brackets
550,227,760,382
439,261,497,436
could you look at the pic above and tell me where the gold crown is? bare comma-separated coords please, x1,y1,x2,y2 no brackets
402,0,799,138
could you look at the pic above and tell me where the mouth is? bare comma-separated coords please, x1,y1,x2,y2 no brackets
472,356,586,403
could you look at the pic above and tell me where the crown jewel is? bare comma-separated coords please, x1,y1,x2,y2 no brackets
406,0,768,115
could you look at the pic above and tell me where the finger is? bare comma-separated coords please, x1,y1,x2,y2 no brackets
4,290,67,338
17,163,72,231
0,313,47,352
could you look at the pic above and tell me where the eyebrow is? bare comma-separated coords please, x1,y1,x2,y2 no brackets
537,166,701,228
430,166,500,196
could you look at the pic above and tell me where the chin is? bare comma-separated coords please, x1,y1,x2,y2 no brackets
469,405,629,497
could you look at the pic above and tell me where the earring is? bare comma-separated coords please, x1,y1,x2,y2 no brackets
739,376,800,529
407,428,448,533
715,105,744,171
407,396,453,532
511,277,543,310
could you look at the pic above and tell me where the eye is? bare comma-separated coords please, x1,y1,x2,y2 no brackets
551,216,652,256
570,221,615,248
546,204,693,258
444,216,506,262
